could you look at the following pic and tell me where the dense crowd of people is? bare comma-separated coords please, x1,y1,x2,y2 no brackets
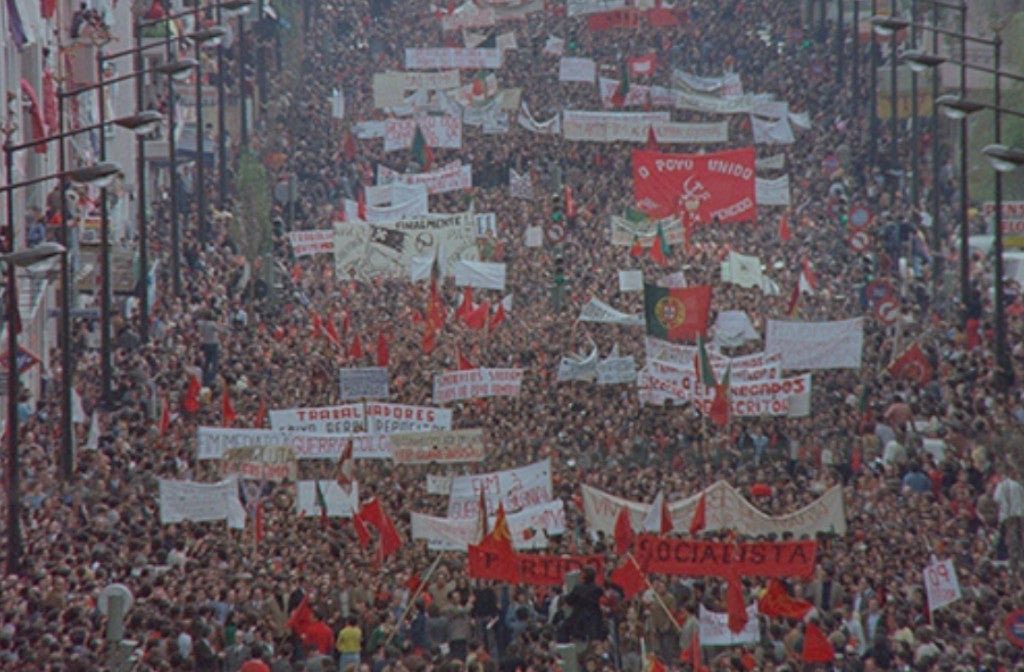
4,0,1024,670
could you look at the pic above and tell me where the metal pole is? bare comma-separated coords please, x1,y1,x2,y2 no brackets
238,14,248,152
58,91,74,481
165,28,182,297
97,50,114,405
869,0,878,168
909,0,919,209
216,2,228,207
819,0,827,38
889,0,898,191
134,21,149,342
4,142,23,575
194,6,208,241
991,34,1012,389
957,4,969,308
837,0,845,85
930,0,943,304
853,0,860,116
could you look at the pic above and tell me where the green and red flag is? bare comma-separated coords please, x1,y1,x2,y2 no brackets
642,284,711,342
610,59,630,107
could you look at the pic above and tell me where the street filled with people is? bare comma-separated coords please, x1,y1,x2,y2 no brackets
4,0,1024,670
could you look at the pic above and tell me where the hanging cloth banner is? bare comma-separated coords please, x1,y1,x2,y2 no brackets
632,147,757,222
469,549,606,585
635,535,818,578
405,48,503,70
755,175,791,206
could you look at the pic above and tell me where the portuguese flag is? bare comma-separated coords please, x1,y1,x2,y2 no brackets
642,284,711,343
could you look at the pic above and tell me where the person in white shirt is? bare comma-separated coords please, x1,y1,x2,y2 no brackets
994,468,1024,574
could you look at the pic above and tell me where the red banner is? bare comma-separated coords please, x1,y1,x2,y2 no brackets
635,535,817,578
632,148,757,223
469,546,606,586
587,8,640,31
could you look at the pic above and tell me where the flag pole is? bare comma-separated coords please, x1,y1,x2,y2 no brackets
626,552,681,632
384,554,444,649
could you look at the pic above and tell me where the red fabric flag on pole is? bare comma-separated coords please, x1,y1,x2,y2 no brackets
343,129,357,161
778,212,792,242
182,374,201,414
457,345,475,371
357,498,403,561
324,316,342,348
488,301,506,331
614,507,636,554
564,184,576,219
467,502,520,583
254,398,268,429
679,631,707,671
802,623,835,663
689,491,706,536
221,385,237,427
726,577,749,634
609,555,647,599
456,287,475,321
376,332,389,367
648,226,669,266
630,236,644,258
310,311,324,340
709,365,731,428
357,187,367,220
348,333,363,359
888,343,933,385
758,579,813,620
463,301,490,330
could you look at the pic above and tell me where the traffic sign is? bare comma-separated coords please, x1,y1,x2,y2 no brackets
547,223,566,244
865,279,895,306
849,204,873,228
848,227,870,253
1005,610,1024,648
875,298,900,325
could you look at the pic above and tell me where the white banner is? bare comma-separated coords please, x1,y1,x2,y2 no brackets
330,88,345,119
373,70,461,108
577,298,644,326
364,182,428,209
158,477,246,528
516,102,561,135
559,57,597,83
269,404,366,434
342,190,429,223
619,269,643,292
755,153,786,171
296,480,359,518
609,213,684,246
724,251,764,289
699,605,760,646
567,0,626,15
353,121,386,139
924,559,962,614
646,352,782,384
334,213,480,281
377,161,472,195
339,367,389,400
557,347,599,383
671,69,742,95
563,109,669,142
454,260,507,290
426,473,453,495
755,175,791,206
405,48,503,70
711,310,761,349
638,368,809,417
543,36,564,56
442,2,496,30
383,116,463,152
581,481,847,539
597,354,637,385
765,318,864,370
196,427,391,460
412,499,564,550
433,368,525,404
751,114,795,145
672,89,776,115
525,225,543,247
447,458,552,519
365,402,453,434
288,230,334,258
510,167,535,200
390,429,487,464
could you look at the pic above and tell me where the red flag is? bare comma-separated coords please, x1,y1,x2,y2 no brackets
467,502,520,583
324,316,341,348
463,301,490,330
310,311,324,340
457,345,475,371
182,375,201,414
649,230,668,266
689,492,706,536
159,396,171,437
357,188,367,220
341,311,351,336
455,287,475,320
376,332,389,367
254,499,265,545
254,398,268,429
488,302,506,332
357,498,403,561
221,385,237,427
609,556,647,599
802,623,835,663
336,440,355,494
778,213,792,242
421,326,437,355
630,236,644,258
342,129,357,161
726,578,749,634
645,125,658,150
352,509,371,547
614,507,635,554
348,333,363,359
709,366,731,428
888,343,933,385
758,579,813,620
801,258,818,290
679,631,707,671
786,280,801,317
564,184,576,219
645,654,666,672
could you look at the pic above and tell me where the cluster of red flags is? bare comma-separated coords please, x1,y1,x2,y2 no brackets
308,309,389,365
352,497,403,563
629,224,670,267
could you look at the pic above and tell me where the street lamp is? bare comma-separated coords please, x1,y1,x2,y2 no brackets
871,15,909,36
983,144,1024,173
3,162,115,576
902,50,945,73
935,94,985,119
